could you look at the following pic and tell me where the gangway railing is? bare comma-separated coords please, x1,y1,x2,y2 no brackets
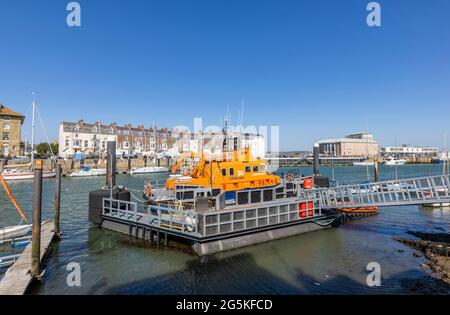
102,198,200,236
299,175,450,209
0,254,21,268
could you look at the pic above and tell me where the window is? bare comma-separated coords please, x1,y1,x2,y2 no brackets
2,132,9,141
102,141,106,149
260,164,266,172
229,168,234,176
3,121,10,129
65,139,69,146
245,166,251,173
2,144,9,156
221,168,227,176
84,140,89,148
253,165,259,172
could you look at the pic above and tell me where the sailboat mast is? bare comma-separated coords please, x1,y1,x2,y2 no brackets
31,97,36,167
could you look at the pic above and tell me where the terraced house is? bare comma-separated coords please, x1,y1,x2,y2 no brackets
58,120,174,158
0,104,25,157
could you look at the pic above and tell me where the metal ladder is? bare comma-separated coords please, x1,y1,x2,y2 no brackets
299,174,450,209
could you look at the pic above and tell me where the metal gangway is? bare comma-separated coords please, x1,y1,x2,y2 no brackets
300,174,450,209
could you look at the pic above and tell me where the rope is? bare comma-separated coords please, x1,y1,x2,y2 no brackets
312,217,337,227
129,190,148,204
36,105,56,159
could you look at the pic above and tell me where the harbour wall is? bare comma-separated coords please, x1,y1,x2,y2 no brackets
0,157,174,174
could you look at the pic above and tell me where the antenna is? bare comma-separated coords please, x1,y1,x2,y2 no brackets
444,133,447,175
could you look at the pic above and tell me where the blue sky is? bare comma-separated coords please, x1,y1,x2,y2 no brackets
1,0,449,151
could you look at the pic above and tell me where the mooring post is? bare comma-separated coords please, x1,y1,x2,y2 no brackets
313,143,320,176
31,160,43,278
374,158,379,182
54,163,62,237
128,156,132,173
106,137,117,188
70,158,74,172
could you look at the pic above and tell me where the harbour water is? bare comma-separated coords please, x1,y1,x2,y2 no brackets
1,164,450,294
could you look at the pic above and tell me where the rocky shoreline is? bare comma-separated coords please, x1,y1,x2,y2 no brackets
395,231,450,287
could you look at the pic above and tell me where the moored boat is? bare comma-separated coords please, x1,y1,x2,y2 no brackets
0,224,31,240
353,160,374,166
384,156,406,166
130,166,169,175
70,166,107,177
1,168,56,180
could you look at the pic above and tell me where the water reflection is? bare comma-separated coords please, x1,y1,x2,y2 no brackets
1,165,449,294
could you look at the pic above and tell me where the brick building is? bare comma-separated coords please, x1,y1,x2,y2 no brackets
0,104,25,157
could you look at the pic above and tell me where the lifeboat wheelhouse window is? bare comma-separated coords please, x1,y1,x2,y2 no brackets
260,164,266,172
229,168,234,176
222,168,227,176
253,165,259,172
245,166,251,173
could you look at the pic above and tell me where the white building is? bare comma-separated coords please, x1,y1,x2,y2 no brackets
59,121,116,158
59,120,266,159
381,145,439,157
58,120,173,158
318,132,379,158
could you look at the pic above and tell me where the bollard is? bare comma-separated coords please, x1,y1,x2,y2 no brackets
54,164,62,237
31,160,43,278
144,156,148,167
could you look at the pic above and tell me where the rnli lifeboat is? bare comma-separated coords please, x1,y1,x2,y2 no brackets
165,146,280,194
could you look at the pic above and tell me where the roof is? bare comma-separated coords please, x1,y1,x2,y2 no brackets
0,104,25,123
317,138,378,144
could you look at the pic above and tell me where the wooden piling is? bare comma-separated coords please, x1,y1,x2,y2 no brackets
106,140,116,188
128,157,132,173
31,160,43,278
374,159,379,182
54,164,62,237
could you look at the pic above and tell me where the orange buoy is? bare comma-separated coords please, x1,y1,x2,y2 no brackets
303,178,313,189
